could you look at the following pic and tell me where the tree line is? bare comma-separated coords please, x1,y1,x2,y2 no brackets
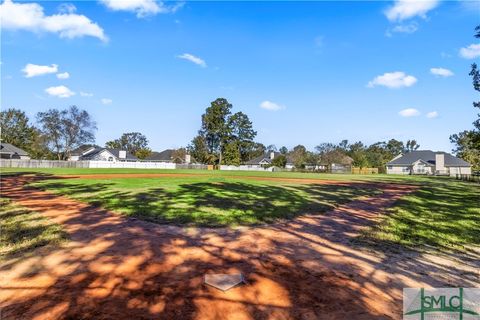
0,100,422,171
0,106,152,160
184,97,424,171
449,25,480,171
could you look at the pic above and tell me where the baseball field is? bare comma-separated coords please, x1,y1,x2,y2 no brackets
1,169,479,319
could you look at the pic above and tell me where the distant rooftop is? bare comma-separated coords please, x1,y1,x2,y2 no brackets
387,150,470,167
0,142,29,156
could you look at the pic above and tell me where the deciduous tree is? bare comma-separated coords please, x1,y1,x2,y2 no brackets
450,25,480,169
315,143,345,170
289,144,307,168
405,139,420,152
228,111,257,163
37,106,97,160
248,142,266,160
0,108,36,150
199,98,233,164
271,154,287,168
105,132,150,158
194,98,258,165
386,139,405,156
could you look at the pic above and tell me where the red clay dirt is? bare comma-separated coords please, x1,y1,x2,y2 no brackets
1,175,478,320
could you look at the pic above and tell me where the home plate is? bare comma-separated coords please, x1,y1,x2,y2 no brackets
204,273,245,291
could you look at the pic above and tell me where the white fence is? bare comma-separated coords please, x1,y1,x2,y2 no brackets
88,161,176,169
0,159,207,170
1,159,91,168
220,165,277,171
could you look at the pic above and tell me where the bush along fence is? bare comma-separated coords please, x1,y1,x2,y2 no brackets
351,167,379,174
456,173,480,183
0,159,207,170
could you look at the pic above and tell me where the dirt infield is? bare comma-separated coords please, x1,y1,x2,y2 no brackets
1,176,478,320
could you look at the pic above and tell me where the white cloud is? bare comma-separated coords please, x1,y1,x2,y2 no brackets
260,101,285,111
460,0,480,12
459,43,480,59
385,0,439,22
177,53,207,68
80,91,93,97
45,85,75,98
440,52,452,58
430,67,453,77
56,71,70,79
57,3,76,14
367,71,417,89
399,108,420,117
392,23,418,33
100,0,183,18
386,22,418,36
0,0,107,41
426,111,438,118
101,98,112,105
22,63,58,78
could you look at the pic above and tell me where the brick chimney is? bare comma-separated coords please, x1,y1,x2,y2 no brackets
435,152,445,173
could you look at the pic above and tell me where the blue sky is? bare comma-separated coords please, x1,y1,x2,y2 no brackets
1,0,479,152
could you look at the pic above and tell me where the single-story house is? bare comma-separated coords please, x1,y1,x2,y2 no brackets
246,152,295,169
386,150,471,176
145,149,191,164
0,142,31,159
69,145,137,162
312,155,354,172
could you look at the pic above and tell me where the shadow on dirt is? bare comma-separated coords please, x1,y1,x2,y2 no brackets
0,173,478,319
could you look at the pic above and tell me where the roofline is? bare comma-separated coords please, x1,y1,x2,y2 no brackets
387,162,471,167
444,164,471,167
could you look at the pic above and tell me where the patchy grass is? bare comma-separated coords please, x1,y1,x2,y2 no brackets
4,169,478,251
362,179,480,253
0,167,424,182
31,176,380,226
0,198,67,259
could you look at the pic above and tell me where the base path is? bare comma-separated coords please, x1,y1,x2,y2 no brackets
1,176,478,320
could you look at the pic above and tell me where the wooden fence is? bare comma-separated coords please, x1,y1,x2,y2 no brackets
351,167,379,175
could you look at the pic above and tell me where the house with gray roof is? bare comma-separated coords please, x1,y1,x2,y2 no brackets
145,149,191,164
246,152,295,169
0,143,30,159
386,150,471,176
69,145,137,162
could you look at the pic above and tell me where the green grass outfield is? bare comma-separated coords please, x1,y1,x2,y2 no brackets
0,166,364,178
28,173,381,226
0,166,440,183
1,167,479,252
